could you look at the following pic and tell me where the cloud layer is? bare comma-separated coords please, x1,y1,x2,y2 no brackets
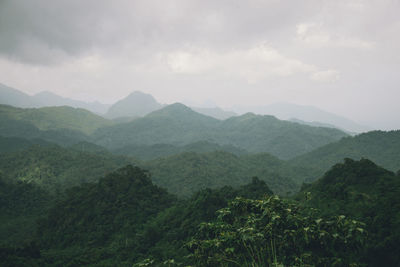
0,0,399,129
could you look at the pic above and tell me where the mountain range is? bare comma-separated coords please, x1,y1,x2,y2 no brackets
92,103,348,159
1,82,372,133
0,83,110,114
232,102,371,133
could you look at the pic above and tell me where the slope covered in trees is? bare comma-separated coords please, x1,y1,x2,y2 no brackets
298,158,400,266
36,166,176,265
0,176,53,247
0,144,132,192
0,136,51,154
290,130,400,182
143,151,308,196
93,103,348,159
0,104,112,135
113,140,247,160
1,161,396,266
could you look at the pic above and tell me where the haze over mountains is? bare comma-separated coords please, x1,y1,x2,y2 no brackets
1,82,371,133
232,103,371,133
0,83,110,114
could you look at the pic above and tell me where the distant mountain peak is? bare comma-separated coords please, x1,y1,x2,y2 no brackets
161,102,192,111
146,103,203,118
105,91,162,119
125,90,156,99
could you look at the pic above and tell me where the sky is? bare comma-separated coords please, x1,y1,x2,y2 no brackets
0,0,399,129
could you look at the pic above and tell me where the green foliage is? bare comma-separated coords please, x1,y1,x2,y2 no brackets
36,165,176,264
0,176,53,246
290,130,400,182
133,178,273,263
188,196,366,266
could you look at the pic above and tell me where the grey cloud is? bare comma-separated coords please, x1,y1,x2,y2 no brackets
0,0,319,64
0,0,399,130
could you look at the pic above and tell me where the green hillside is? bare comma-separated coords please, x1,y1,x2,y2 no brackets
0,145,133,192
93,103,348,159
290,130,400,182
113,140,247,160
0,176,53,247
0,136,51,154
0,117,88,146
143,151,300,196
298,158,400,266
93,103,220,148
0,104,112,135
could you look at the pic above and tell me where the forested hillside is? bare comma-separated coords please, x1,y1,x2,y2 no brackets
0,104,112,134
113,140,247,160
0,145,132,192
290,130,400,181
298,158,400,266
93,103,348,159
144,151,301,196
0,164,377,266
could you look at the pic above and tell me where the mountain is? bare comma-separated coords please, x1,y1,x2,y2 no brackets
143,151,300,196
93,103,221,148
232,102,371,133
218,112,348,158
0,83,34,108
93,103,348,159
105,91,163,119
289,118,354,134
191,106,236,120
32,91,110,114
290,130,400,182
298,158,400,266
0,83,110,114
0,104,112,135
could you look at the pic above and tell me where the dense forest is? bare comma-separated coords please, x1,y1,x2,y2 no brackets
0,100,399,266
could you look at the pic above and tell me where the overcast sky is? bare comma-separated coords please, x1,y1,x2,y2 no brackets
0,0,399,129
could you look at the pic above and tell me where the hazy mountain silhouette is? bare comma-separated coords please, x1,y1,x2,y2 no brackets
0,83,110,114
105,91,163,119
0,83,34,108
191,107,236,120
232,102,371,133
32,91,110,114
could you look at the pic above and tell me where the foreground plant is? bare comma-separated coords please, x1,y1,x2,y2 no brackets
187,196,366,266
